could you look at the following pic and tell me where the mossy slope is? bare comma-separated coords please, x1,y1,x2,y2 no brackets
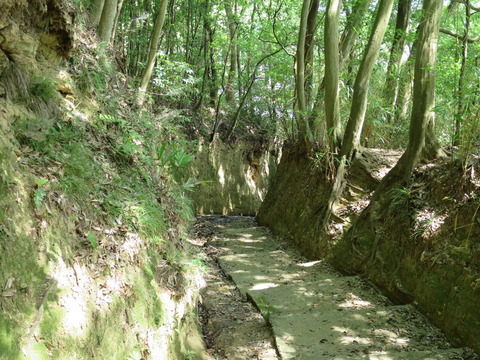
0,1,210,359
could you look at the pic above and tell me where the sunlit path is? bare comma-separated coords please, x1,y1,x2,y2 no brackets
200,216,475,360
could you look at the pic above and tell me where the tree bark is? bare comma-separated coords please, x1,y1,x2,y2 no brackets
136,0,169,106
340,0,395,160
224,0,238,104
324,0,342,152
339,0,374,69
97,0,118,43
310,0,373,135
110,0,125,45
91,0,105,27
377,0,443,188
453,0,471,146
384,0,412,123
295,0,313,151
305,0,320,106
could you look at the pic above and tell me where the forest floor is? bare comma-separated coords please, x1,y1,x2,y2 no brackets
190,216,478,360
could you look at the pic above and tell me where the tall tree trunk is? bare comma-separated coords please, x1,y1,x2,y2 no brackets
305,0,320,106
136,0,169,106
340,0,395,160
322,0,395,227
295,0,313,152
91,0,105,27
377,0,443,188
97,0,118,43
384,0,412,123
208,24,218,107
339,0,374,69
453,0,471,146
310,0,373,135
224,0,238,104
324,0,342,153
110,0,125,46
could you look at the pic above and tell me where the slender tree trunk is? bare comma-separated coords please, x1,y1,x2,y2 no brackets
91,0,105,27
340,0,395,160
208,25,218,107
322,0,395,227
453,0,471,146
395,62,414,123
310,0,373,134
110,0,125,45
295,0,313,152
224,0,238,104
339,0,374,69
136,0,169,106
305,0,320,106
324,0,342,153
384,0,412,123
377,0,443,189
97,0,118,43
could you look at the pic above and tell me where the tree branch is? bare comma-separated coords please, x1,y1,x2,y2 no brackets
439,28,480,43
272,0,295,57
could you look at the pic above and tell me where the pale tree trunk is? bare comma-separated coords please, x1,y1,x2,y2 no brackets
91,0,105,27
305,0,320,106
384,0,412,123
97,0,118,43
453,0,470,146
295,0,313,152
339,0,374,69
136,0,169,107
394,40,415,124
324,0,342,153
110,0,125,45
340,0,395,160
323,0,394,227
310,0,373,135
377,0,443,189
224,0,238,104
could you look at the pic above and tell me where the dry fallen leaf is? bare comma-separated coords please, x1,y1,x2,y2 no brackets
2,290,16,297
5,277,15,289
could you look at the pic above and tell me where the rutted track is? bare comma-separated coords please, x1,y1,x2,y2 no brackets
193,216,478,360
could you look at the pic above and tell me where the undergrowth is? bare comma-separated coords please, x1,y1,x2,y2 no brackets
0,29,205,360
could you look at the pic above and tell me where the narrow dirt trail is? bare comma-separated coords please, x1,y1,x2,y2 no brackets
192,216,477,360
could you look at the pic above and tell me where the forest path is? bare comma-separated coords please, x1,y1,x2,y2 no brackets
192,216,475,360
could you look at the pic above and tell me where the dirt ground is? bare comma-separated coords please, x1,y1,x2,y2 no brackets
190,217,279,359
189,216,478,360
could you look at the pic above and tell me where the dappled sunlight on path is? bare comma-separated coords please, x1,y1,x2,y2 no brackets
203,216,474,360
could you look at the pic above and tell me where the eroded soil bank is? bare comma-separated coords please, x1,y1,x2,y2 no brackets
192,216,477,359
258,148,480,353
189,141,280,216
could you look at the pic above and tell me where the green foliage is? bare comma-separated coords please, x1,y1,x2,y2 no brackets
153,58,200,105
183,350,197,360
33,179,48,210
412,214,436,240
29,77,58,103
256,295,277,322
156,143,195,182
386,187,410,213
86,232,98,249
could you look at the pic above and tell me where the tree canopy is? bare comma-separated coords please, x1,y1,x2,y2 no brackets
88,0,479,161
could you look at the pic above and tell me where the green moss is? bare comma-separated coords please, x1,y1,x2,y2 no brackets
128,274,164,329
30,77,59,103
0,316,19,360
39,305,64,340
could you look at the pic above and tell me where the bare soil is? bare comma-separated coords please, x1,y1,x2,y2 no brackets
190,218,278,359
